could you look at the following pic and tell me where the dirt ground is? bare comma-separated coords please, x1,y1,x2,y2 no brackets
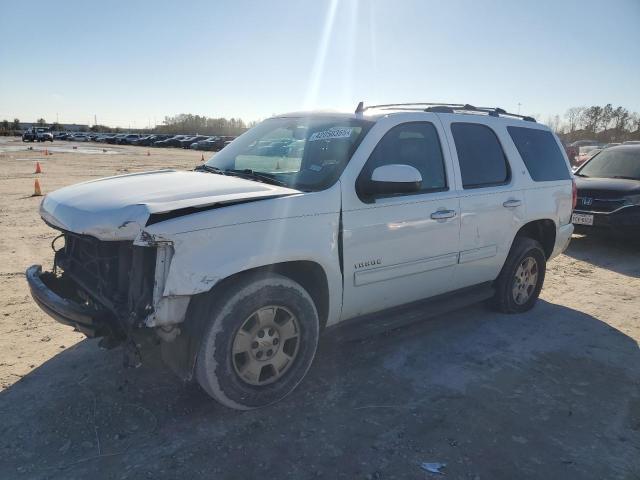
0,137,638,479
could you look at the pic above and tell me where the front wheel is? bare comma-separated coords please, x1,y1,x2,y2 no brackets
490,237,546,313
194,273,320,410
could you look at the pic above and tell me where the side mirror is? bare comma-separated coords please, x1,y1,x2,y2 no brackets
359,164,422,197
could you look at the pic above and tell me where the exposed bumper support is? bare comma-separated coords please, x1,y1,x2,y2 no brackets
25,265,110,338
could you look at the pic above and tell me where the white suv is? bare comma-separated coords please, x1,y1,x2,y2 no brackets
27,103,575,409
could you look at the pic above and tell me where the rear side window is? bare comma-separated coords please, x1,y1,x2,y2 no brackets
508,127,570,181
451,123,510,188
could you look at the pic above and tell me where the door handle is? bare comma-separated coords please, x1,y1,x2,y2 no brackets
503,199,522,208
431,209,456,220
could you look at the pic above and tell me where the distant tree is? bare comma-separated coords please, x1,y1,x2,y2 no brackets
546,115,562,133
12,118,20,131
78,125,88,132
51,122,62,131
630,112,640,132
36,118,46,126
0,120,9,132
580,106,603,134
610,107,630,138
156,113,248,136
600,103,613,133
565,107,584,133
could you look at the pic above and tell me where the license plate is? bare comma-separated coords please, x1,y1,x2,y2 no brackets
572,213,594,226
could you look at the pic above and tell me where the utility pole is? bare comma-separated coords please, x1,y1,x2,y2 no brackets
94,114,97,127
517,103,522,115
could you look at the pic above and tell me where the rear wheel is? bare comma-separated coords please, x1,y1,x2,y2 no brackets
490,237,546,313
194,273,319,410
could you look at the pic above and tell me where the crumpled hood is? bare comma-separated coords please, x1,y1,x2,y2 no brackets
40,169,299,240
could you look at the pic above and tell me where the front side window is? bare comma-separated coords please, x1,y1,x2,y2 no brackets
451,123,510,188
507,126,570,181
358,122,447,195
205,116,373,191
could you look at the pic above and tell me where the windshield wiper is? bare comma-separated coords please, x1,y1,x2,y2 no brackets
195,164,225,175
224,169,288,187
611,175,639,180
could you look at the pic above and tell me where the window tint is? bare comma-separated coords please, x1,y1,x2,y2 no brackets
360,122,447,194
508,127,570,181
451,123,509,188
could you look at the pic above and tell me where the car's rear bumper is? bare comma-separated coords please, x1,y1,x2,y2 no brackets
550,223,574,259
26,265,109,338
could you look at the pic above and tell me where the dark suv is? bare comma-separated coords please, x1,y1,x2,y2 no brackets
572,144,640,237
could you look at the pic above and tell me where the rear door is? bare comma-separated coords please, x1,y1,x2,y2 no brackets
439,116,526,288
340,114,461,320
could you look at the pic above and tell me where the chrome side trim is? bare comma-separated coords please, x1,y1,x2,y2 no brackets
459,245,498,264
573,203,634,215
354,252,459,287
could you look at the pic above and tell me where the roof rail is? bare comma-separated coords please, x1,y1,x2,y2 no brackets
356,102,536,122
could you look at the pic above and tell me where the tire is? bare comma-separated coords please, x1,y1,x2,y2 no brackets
490,236,546,313
194,273,320,410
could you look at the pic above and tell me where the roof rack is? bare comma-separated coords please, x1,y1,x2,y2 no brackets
354,102,536,122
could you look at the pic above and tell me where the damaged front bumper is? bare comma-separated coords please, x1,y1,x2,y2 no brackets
26,265,113,338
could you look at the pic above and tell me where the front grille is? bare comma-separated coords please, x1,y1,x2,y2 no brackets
54,233,156,319
577,195,626,213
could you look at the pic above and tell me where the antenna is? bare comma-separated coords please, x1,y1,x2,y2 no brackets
355,101,364,114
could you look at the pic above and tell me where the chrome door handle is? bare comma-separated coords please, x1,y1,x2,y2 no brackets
503,199,522,208
431,209,456,220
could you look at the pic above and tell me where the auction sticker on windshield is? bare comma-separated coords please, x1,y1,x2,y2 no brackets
572,213,594,225
309,127,353,141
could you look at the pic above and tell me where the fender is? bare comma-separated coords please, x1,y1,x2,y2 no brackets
136,184,344,328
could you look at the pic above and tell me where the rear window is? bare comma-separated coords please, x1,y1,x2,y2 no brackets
508,127,570,181
451,123,510,188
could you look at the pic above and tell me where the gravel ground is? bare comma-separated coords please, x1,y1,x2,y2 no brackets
0,137,638,479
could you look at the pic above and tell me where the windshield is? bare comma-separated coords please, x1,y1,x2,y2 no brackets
579,145,599,154
205,116,373,191
577,147,640,180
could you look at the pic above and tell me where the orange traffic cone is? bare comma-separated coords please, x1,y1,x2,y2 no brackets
35,161,42,174
201,154,204,161
33,179,42,196
147,150,150,156
44,148,48,156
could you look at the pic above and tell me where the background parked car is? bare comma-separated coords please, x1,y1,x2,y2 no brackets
155,135,188,147
180,135,208,148
572,144,640,237
575,145,602,167
68,134,89,142
22,128,53,142
105,134,127,144
117,134,142,145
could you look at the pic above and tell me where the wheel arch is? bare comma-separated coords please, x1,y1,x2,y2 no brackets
514,219,556,259
161,260,331,381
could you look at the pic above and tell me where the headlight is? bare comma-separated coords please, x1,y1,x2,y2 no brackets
625,194,640,206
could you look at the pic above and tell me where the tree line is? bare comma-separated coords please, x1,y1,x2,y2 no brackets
153,114,252,136
548,104,640,144
0,114,253,136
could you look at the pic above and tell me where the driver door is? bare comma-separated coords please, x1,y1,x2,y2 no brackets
340,118,461,321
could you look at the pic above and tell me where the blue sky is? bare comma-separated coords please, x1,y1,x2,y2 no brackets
1,0,638,127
